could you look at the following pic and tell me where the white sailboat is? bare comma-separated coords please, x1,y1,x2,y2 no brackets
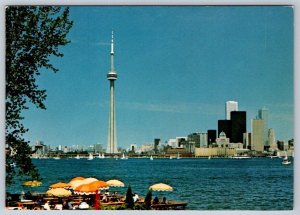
170,155,173,160
87,153,94,160
98,153,105,159
75,154,80,159
150,155,153,160
120,153,128,160
208,156,211,160
177,152,181,159
282,151,291,165
53,155,61,160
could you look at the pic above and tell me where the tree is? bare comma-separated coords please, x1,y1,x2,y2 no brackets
144,190,152,209
125,185,134,209
6,6,73,185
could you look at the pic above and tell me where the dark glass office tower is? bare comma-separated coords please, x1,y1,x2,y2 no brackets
218,120,232,140
231,111,246,143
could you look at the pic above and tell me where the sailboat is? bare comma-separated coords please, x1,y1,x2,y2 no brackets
150,155,153,160
75,154,80,159
87,153,94,160
120,153,128,160
53,155,61,160
169,155,173,160
282,151,291,165
177,152,181,159
98,153,105,159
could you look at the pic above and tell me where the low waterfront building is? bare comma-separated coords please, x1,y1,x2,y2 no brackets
216,131,230,148
195,147,236,157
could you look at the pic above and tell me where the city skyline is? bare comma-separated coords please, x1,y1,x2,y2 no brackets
20,6,293,149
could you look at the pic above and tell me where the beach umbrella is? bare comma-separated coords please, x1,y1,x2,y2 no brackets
69,180,85,189
22,180,42,187
149,183,173,192
49,182,70,189
46,188,72,197
81,177,98,184
74,180,109,195
106,179,125,187
70,176,85,182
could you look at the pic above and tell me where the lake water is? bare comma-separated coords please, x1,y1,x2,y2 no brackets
7,157,294,210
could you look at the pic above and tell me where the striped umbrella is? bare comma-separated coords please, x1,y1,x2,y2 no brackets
46,188,72,197
74,180,109,195
106,179,125,187
49,182,70,189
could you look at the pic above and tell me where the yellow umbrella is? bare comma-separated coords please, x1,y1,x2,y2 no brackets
106,179,125,187
149,183,173,191
81,177,98,184
46,188,72,197
49,182,70,189
22,180,42,187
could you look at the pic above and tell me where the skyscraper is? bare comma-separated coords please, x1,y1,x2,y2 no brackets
251,119,264,152
268,128,277,151
230,111,246,143
218,120,232,141
258,107,269,147
226,101,238,120
106,31,118,154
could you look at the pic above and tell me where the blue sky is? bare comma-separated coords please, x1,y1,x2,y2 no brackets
22,6,294,149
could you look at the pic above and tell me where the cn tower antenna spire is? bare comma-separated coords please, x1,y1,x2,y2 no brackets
111,30,114,54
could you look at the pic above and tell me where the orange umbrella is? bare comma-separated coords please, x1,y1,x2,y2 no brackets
49,182,70,189
70,177,85,182
89,180,109,191
74,181,109,195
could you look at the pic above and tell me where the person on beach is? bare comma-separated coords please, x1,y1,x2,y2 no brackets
161,197,167,204
43,201,51,210
133,193,139,202
153,196,159,204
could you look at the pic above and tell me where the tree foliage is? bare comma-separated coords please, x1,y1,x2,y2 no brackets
125,185,134,209
6,6,73,185
144,190,152,209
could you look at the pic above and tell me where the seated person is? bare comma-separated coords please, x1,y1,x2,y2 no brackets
101,195,108,203
153,196,159,204
54,203,63,210
161,197,167,204
43,201,51,210
78,201,89,210
133,193,139,202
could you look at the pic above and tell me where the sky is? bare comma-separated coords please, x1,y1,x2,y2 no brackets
21,6,294,149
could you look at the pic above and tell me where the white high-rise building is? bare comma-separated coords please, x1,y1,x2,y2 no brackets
226,101,238,120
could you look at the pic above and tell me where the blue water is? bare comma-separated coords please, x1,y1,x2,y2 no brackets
7,158,293,210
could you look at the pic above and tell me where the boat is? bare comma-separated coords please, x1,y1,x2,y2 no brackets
53,155,61,160
98,153,105,159
170,156,173,160
231,154,251,159
87,153,94,160
282,152,291,165
208,156,211,160
75,154,80,159
177,153,181,159
120,153,128,160
150,155,153,160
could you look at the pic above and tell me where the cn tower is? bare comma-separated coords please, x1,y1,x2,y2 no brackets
106,31,118,154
